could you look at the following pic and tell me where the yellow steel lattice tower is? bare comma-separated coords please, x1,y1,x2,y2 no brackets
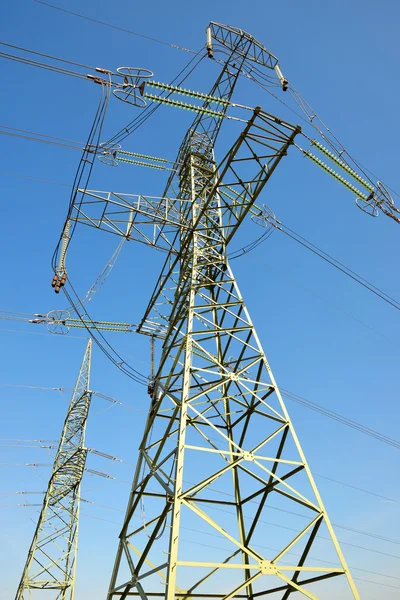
52,22,360,600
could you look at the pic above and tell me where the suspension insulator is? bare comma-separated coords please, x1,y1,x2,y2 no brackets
311,140,375,192
118,149,169,163
144,81,228,105
302,150,368,199
117,156,168,170
143,93,224,119
275,64,288,91
206,26,214,58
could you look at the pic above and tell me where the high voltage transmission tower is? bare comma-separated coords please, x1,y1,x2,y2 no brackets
48,21,381,600
15,339,92,600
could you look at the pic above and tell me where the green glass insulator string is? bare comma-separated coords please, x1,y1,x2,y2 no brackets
116,156,169,170
143,93,224,119
310,139,374,192
145,80,229,105
118,149,169,163
301,149,368,199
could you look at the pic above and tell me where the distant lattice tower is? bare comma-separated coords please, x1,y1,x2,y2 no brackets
15,339,92,600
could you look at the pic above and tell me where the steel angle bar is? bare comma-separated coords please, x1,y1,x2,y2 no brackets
180,498,262,562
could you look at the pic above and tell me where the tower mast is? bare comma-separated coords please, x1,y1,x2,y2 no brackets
16,339,93,600
103,27,359,600
49,23,361,599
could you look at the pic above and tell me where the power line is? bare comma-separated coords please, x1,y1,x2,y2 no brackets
281,387,400,450
0,124,83,150
0,463,52,467
4,443,400,509
43,488,400,588
3,443,398,545
0,444,56,449
2,373,398,451
185,480,400,547
0,438,56,443
33,0,200,55
0,50,89,81
257,257,400,348
5,484,400,570
0,40,97,71
264,498,400,544
0,124,84,145
0,327,86,339
0,311,35,323
3,461,399,573
0,491,45,495
3,496,400,586
315,473,400,506
0,383,139,411
0,502,43,507
79,497,125,513
0,384,65,393
206,503,400,561
0,128,83,150
90,391,142,412
265,216,400,311
0,169,71,187
80,511,121,525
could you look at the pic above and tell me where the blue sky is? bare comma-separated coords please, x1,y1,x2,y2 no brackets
1,0,400,598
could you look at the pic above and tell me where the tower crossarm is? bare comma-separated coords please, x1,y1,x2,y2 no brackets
209,22,279,70
69,190,187,253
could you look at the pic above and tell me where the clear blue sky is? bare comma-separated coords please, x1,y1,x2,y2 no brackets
1,0,399,598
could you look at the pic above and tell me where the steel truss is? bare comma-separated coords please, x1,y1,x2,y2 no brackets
104,120,359,599
15,340,93,600
52,22,360,600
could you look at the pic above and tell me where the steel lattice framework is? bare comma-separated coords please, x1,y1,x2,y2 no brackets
15,340,92,600
52,22,360,600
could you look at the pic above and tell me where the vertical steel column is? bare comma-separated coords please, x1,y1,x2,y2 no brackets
165,154,200,597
